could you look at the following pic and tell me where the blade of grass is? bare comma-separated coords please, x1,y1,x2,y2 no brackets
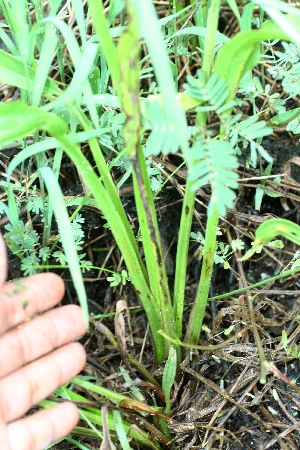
2,100,164,360
0,49,59,97
0,24,17,53
32,22,58,106
65,438,91,450
112,411,131,450
162,346,177,415
185,204,219,345
250,0,300,15
174,0,221,340
64,42,98,101
72,0,87,45
116,1,176,354
72,376,165,416
39,166,89,326
132,0,189,158
132,149,176,349
0,0,18,46
56,133,165,362
208,266,300,302
87,0,120,91
226,0,241,25
7,0,29,63
173,182,195,338
41,393,163,449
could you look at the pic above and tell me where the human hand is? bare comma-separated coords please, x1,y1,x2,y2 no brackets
0,234,87,450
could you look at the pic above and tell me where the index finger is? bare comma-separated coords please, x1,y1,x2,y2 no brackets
0,273,65,335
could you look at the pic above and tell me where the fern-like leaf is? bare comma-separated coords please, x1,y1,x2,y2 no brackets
229,115,273,166
188,136,239,216
143,97,181,155
185,72,236,114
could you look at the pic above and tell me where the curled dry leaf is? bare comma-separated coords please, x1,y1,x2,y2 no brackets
114,299,127,359
283,156,300,184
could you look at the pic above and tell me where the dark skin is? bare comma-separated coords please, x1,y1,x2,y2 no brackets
0,234,87,450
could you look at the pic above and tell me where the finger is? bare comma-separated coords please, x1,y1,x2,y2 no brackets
0,342,86,422
0,233,7,288
0,273,65,335
7,402,79,450
0,305,87,378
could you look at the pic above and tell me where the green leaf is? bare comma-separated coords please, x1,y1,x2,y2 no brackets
253,1,300,45
240,218,300,261
255,188,264,212
225,0,241,25
40,167,89,326
143,97,182,155
185,71,235,115
255,161,272,211
0,101,67,147
240,3,256,31
113,411,131,450
214,15,300,102
162,346,177,415
0,49,59,97
64,42,99,101
269,107,300,127
31,23,59,106
72,0,87,45
188,137,239,216
230,115,272,166
171,25,229,49
87,0,120,91
267,240,284,249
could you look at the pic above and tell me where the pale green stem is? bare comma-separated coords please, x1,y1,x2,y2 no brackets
56,134,165,363
202,0,222,81
132,148,180,360
173,0,221,339
208,267,300,301
184,0,222,345
185,204,219,345
173,183,196,338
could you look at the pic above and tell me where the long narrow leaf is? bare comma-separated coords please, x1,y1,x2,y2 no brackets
32,23,58,106
39,167,89,325
87,0,120,90
131,0,189,157
214,16,300,102
0,49,59,96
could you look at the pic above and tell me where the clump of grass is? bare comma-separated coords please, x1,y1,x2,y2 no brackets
1,0,300,448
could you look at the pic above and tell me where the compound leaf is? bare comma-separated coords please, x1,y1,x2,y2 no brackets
188,137,239,216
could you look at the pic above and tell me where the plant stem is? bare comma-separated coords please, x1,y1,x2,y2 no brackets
202,0,221,81
185,204,219,345
159,324,250,350
184,0,222,345
55,134,165,362
132,147,179,359
174,0,221,340
208,267,300,301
